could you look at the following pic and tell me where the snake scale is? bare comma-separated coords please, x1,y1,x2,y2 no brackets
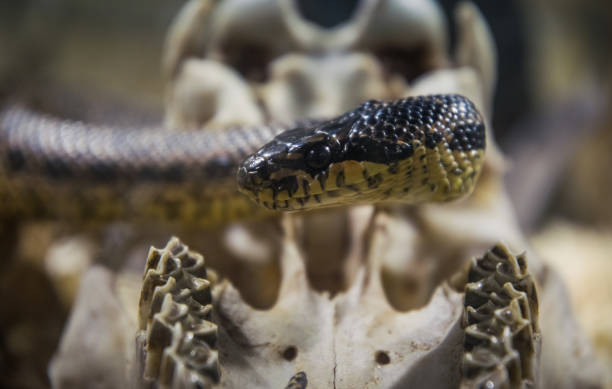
0,94,485,224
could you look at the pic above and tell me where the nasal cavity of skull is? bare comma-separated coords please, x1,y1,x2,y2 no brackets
375,350,391,365
282,346,298,361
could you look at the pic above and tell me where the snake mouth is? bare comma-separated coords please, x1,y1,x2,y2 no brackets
237,157,378,211
237,161,324,211
237,153,332,211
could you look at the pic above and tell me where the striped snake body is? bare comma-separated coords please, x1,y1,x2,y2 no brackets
0,94,485,224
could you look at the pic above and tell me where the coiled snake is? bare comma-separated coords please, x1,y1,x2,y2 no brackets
0,94,485,224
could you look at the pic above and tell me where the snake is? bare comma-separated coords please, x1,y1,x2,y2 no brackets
0,94,485,225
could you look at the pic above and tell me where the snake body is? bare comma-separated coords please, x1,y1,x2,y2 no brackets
0,94,485,224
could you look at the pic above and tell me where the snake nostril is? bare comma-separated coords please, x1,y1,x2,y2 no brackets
236,166,250,188
243,156,262,171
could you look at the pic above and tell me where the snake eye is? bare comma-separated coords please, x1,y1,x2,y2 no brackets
305,144,332,170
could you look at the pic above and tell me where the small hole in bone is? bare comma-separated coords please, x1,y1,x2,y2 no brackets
282,346,298,361
375,350,391,365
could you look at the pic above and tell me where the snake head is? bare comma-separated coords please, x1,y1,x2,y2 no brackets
238,94,486,212
237,122,347,210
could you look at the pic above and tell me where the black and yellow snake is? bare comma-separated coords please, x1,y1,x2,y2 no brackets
0,94,485,224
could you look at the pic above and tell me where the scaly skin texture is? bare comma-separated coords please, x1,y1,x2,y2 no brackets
0,94,484,224
0,106,281,224
238,94,485,211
